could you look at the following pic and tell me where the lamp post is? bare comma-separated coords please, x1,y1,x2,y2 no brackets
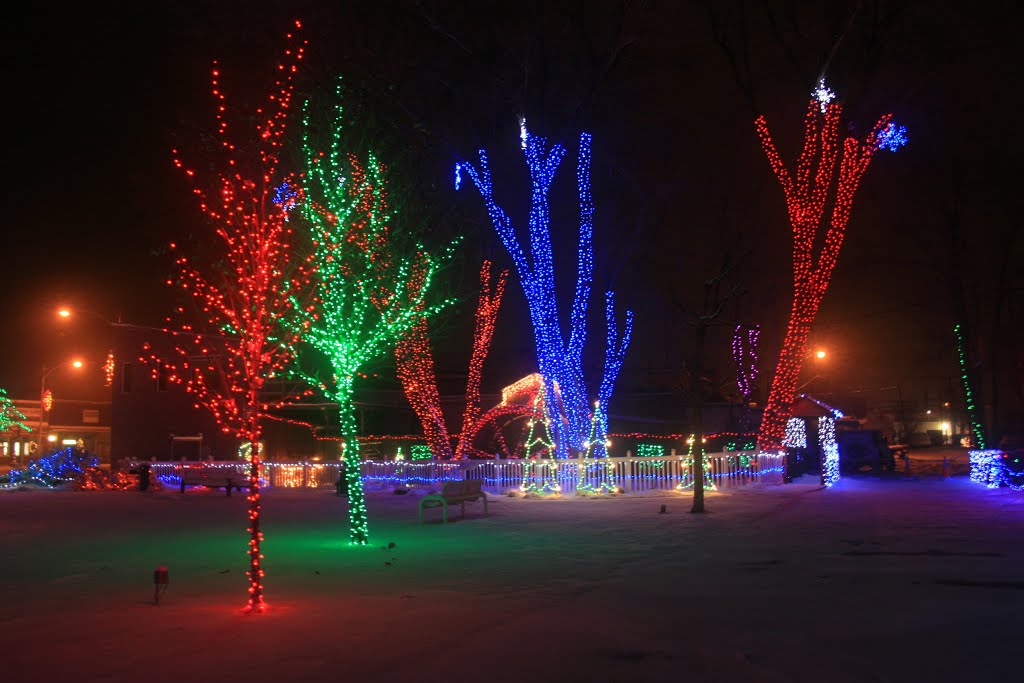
57,307,119,325
795,349,828,395
37,359,83,456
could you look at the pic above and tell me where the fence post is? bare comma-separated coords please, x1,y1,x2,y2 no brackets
623,451,632,493
904,454,912,479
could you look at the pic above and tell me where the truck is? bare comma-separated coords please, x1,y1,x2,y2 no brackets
835,426,896,473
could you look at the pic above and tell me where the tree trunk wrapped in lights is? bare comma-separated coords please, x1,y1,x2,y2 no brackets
288,85,454,544
453,261,508,459
143,21,312,613
381,259,510,461
755,86,903,452
732,324,760,444
458,128,633,458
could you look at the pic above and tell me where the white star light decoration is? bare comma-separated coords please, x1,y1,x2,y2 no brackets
813,78,835,112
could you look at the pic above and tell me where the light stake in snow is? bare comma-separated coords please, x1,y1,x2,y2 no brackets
153,565,169,606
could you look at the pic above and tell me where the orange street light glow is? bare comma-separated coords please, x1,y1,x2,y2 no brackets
815,350,826,359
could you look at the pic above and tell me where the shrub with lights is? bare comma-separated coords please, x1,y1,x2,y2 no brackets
755,80,905,452
2,446,97,489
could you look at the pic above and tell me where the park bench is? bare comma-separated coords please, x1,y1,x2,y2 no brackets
179,467,250,496
418,479,488,524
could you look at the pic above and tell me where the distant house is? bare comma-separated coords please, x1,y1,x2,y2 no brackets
1,397,110,465
108,325,426,464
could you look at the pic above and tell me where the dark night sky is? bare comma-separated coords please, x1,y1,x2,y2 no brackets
2,1,1021,424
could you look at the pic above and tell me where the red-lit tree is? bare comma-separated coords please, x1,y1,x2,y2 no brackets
390,260,508,460
454,261,508,459
390,259,455,459
142,22,311,612
755,94,893,452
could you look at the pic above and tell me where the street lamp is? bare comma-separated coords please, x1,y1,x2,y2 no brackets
37,359,84,456
56,306,118,326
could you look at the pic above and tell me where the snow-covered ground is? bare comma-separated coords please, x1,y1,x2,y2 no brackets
2,469,1021,683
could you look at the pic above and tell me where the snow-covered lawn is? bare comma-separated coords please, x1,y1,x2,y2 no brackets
2,474,1021,682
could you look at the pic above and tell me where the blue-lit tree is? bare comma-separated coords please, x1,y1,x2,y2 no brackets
457,127,633,458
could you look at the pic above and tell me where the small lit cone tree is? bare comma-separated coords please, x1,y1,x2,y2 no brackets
289,88,451,544
755,82,905,452
0,388,29,433
458,127,633,458
143,21,312,612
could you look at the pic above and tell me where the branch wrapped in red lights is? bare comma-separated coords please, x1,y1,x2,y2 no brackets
755,94,896,452
454,261,508,459
143,20,312,613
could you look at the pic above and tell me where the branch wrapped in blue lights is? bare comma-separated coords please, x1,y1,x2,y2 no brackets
457,128,633,458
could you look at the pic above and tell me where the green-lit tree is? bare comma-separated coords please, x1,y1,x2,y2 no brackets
288,87,452,544
0,388,29,433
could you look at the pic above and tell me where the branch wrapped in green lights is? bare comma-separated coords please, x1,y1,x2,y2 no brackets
285,88,455,544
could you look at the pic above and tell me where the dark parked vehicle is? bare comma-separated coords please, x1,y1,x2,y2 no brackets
837,429,896,473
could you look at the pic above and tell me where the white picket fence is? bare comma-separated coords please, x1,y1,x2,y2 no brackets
134,452,784,494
